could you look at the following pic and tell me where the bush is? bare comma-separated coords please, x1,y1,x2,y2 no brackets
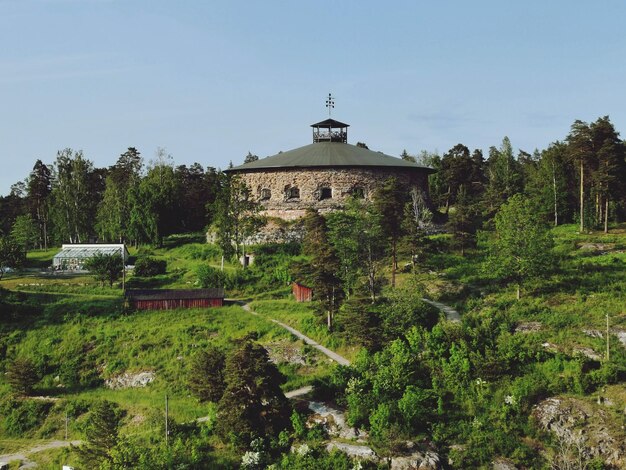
196,264,227,288
6,357,39,395
134,257,167,277
0,398,52,436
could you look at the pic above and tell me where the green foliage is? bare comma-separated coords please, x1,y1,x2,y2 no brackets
302,209,343,330
196,263,227,288
217,339,291,447
0,235,25,279
10,214,39,253
134,257,167,276
211,175,265,260
188,345,226,402
379,278,439,341
486,194,555,297
6,357,39,395
84,253,124,287
77,400,124,467
0,397,52,436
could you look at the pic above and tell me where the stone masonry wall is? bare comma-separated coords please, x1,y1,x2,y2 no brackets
237,167,430,220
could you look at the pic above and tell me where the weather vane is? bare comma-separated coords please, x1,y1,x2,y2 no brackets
325,93,335,117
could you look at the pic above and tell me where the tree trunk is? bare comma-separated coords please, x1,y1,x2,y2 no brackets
579,159,584,233
391,239,397,288
604,196,609,234
552,161,558,227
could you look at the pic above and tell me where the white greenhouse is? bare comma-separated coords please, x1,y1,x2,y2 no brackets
52,244,129,271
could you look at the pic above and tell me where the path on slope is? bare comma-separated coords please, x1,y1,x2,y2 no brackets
0,440,81,468
0,298,459,467
239,302,351,366
238,297,460,366
421,298,461,322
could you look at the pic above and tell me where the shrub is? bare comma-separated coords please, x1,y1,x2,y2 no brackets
188,345,226,402
6,357,39,395
0,398,52,436
134,257,167,277
196,264,227,288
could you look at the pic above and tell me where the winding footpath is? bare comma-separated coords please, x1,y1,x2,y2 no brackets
0,441,81,468
421,298,461,322
240,302,351,366
0,298,459,468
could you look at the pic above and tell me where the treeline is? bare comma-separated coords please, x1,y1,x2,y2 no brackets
417,116,626,232
0,147,222,249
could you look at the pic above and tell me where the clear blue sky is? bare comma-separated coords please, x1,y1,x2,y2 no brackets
2,0,626,196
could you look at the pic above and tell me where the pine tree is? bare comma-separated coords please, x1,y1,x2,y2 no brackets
216,340,290,447
6,357,39,395
447,185,478,256
77,400,123,467
373,177,407,287
188,345,226,403
303,209,342,330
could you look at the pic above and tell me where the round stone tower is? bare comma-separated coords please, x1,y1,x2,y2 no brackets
225,118,434,220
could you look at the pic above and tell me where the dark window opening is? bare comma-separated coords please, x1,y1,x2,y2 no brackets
286,187,300,200
319,187,332,200
260,188,271,201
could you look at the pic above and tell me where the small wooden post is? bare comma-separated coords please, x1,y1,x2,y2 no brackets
165,394,169,446
606,313,610,361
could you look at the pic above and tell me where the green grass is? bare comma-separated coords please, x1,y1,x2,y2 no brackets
247,299,359,362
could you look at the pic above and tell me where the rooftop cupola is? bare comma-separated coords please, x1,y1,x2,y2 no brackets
311,118,349,143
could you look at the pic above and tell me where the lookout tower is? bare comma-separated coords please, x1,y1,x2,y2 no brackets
311,118,349,143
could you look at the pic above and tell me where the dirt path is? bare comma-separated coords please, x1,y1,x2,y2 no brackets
422,298,461,322
239,302,351,366
0,440,81,468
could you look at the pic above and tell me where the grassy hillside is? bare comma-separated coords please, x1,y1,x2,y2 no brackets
1,225,626,468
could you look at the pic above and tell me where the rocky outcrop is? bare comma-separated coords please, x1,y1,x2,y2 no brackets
533,397,626,468
390,450,443,470
105,371,155,389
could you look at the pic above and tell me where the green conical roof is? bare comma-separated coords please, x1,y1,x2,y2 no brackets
226,142,434,173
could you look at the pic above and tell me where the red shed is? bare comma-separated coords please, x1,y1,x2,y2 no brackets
292,282,312,302
126,288,225,310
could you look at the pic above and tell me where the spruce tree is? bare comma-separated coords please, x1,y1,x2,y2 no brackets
188,345,226,403
77,400,122,467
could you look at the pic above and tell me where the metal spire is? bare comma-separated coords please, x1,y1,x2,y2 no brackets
325,93,335,117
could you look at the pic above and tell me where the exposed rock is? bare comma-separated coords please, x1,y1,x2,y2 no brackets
491,457,519,469
572,346,602,361
265,340,308,366
541,342,559,353
307,401,363,440
582,328,603,339
391,450,442,470
611,328,626,348
578,242,616,252
515,321,542,333
105,371,155,389
533,397,626,468
326,442,377,460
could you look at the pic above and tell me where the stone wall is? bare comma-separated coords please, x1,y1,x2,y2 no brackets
237,167,430,220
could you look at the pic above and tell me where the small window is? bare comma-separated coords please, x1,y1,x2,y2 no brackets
286,187,300,200
260,188,271,201
351,187,365,199
319,187,332,200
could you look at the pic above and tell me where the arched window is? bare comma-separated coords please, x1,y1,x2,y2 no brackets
319,187,332,200
286,186,300,200
260,188,271,201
